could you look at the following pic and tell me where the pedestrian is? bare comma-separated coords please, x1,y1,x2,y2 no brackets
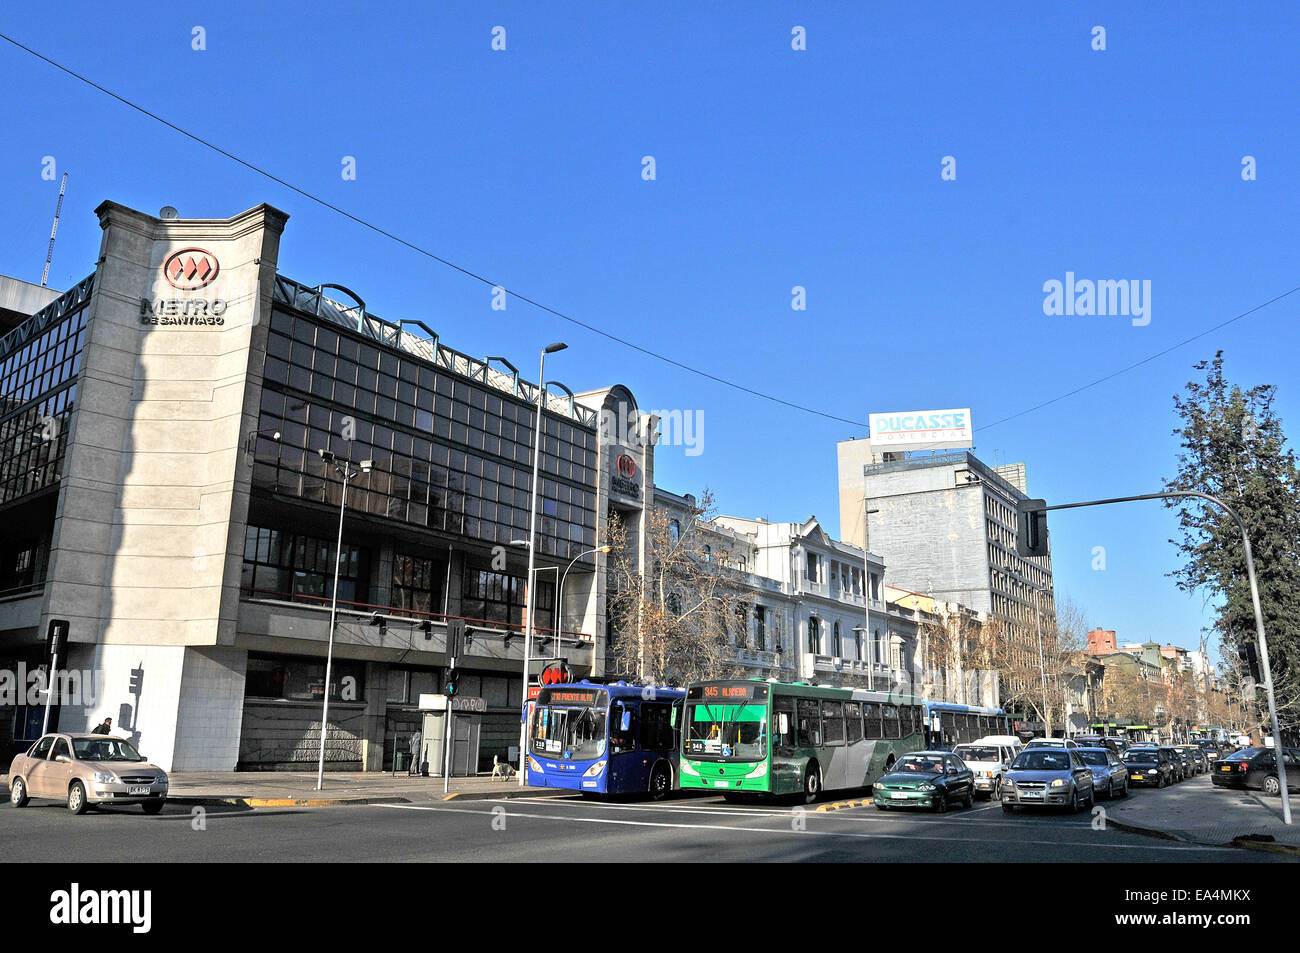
91,717,113,735
408,729,422,776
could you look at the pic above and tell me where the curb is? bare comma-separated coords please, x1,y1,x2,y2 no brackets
817,798,871,812
1105,815,1300,856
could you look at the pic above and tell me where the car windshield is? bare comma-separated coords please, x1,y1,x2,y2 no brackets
955,745,1000,762
1125,752,1157,763
71,738,144,762
1011,751,1073,771
892,755,944,775
685,702,767,761
1079,751,1111,766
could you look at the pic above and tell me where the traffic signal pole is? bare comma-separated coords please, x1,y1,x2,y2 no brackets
1021,489,1291,824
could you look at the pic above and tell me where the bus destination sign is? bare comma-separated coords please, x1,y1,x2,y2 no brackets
686,683,769,701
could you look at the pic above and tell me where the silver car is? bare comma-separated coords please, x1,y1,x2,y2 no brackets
1075,746,1129,799
1001,747,1095,812
8,733,168,814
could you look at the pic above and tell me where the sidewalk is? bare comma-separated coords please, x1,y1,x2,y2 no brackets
1104,775,1300,855
162,770,567,807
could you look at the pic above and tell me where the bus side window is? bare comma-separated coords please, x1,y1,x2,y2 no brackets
864,702,882,740
774,697,795,747
797,698,820,747
845,702,863,744
610,702,637,754
640,703,674,751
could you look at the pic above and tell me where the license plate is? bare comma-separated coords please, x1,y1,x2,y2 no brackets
1220,765,1231,771
890,792,909,799
713,780,728,788
129,785,151,796
1021,792,1043,799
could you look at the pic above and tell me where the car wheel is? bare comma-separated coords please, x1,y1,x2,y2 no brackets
649,764,670,801
933,791,947,813
1118,779,1128,798
992,777,1002,800
963,788,974,809
801,764,820,804
1262,775,1282,797
1085,786,1095,808
1069,787,1081,812
142,799,165,815
1157,775,1165,789
9,777,29,808
67,781,89,815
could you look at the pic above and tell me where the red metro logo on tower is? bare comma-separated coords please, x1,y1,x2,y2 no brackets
163,247,220,290
141,247,229,327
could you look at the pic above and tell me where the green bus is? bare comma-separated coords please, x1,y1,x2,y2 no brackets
679,679,927,803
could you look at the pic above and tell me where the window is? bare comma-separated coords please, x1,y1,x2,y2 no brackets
883,704,901,739
773,696,795,747
669,519,681,542
245,654,366,702
753,605,767,651
807,617,821,655
241,526,368,605
28,736,54,760
393,553,446,614
50,738,71,761
822,701,844,746
797,698,821,747
640,702,677,751
461,567,554,631
609,702,637,754
845,702,863,743
863,702,882,739
806,552,819,582
833,621,841,658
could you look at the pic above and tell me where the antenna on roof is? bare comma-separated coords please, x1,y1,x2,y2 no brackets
41,173,68,287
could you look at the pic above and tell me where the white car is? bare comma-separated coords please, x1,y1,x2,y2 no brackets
1024,737,1079,749
952,741,1019,798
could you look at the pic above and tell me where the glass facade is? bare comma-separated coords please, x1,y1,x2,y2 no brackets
252,305,599,559
240,525,369,605
0,293,88,508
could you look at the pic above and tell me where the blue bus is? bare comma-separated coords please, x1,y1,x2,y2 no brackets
525,681,686,799
923,701,1011,749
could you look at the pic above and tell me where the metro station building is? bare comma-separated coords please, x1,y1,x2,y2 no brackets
0,200,656,771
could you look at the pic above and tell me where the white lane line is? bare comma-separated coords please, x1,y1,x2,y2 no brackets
481,798,794,819
369,803,1230,853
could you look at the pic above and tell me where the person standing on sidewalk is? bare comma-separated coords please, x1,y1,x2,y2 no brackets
91,717,113,735
408,730,422,776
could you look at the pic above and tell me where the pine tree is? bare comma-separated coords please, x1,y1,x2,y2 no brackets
1165,352,1300,733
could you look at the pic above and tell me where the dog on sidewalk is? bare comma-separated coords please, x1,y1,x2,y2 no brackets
491,755,515,779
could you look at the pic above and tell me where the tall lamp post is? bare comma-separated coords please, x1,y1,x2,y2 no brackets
520,342,566,784
315,449,371,791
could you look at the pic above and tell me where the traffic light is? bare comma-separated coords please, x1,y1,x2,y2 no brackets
128,667,144,695
45,618,69,661
1016,499,1050,557
1238,643,1261,682
445,669,458,698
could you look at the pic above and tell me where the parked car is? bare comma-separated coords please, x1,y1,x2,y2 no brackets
8,733,168,814
873,751,975,813
1076,746,1130,799
1001,747,1095,812
1211,747,1300,796
1123,747,1176,788
1176,745,1208,775
953,741,1018,799
1023,737,1080,750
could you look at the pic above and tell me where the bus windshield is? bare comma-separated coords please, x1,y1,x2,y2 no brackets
685,702,767,761
531,703,608,762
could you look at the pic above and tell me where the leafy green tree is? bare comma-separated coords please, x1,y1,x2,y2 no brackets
1165,352,1300,733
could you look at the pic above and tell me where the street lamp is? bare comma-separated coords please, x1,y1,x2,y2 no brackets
559,545,612,636
520,342,566,784
315,448,372,792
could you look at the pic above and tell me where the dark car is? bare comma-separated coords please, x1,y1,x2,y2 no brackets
873,751,975,813
1159,746,1190,781
1176,745,1208,775
1076,747,1130,799
1123,748,1175,788
1196,740,1225,763
1075,735,1123,756
1211,747,1300,796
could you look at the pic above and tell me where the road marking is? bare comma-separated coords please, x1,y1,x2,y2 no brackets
368,802,1232,853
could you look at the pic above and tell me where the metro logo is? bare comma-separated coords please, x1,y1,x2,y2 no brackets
163,247,220,290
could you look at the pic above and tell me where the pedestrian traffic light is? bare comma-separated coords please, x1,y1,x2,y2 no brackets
445,669,458,698
1016,499,1050,557
1238,643,1261,682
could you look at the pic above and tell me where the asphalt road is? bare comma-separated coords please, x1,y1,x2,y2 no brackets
0,789,1287,862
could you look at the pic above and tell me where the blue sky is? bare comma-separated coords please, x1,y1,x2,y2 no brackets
3,3,1297,665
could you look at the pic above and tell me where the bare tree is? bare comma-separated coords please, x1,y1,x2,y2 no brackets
605,490,747,685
